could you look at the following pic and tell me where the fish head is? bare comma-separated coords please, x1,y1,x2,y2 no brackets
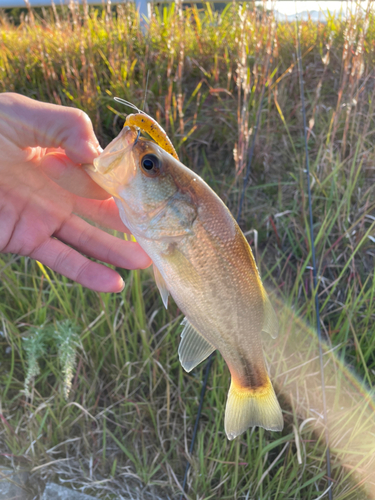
85,126,196,238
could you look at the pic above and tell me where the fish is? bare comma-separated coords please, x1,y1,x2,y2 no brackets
85,125,284,439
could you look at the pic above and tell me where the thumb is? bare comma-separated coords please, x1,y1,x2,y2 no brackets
0,93,101,164
39,151,111,200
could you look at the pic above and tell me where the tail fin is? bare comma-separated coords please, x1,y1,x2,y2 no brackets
225,377,283,440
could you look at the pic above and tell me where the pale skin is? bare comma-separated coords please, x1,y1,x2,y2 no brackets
0,93,151,292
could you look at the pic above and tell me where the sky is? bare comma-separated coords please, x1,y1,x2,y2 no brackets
260,0,371,16
0,0,372,18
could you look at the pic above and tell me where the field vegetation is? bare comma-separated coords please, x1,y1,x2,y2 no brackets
0,2,375,499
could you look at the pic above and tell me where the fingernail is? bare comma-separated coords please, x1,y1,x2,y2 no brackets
119,278,125,292
40,153,69,180
86,141,101,157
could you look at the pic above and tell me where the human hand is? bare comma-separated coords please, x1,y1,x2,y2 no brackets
0,93,151,292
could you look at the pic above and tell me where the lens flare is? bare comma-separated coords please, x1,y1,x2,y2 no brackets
266,299,375,497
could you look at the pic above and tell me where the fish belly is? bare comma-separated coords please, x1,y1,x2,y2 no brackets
138,219,283,438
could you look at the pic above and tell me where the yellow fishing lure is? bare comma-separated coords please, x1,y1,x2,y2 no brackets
114,98,179,160
124,113,179,160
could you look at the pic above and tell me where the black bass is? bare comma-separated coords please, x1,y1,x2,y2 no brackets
85,126,283,439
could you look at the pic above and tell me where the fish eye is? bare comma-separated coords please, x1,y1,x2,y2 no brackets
141,154,161,175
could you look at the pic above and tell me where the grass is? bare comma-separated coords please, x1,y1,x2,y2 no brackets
0,2,375,499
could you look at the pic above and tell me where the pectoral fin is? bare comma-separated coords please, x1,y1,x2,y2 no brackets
178,318,215,372
153,264,169,309
262,295,279,339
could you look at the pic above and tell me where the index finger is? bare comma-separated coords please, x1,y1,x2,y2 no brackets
0,93,100,164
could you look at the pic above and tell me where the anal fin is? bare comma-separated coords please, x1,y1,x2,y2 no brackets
178,318,215,372
153,264,169,309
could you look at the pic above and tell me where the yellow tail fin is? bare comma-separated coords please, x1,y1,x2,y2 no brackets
225,377,283,440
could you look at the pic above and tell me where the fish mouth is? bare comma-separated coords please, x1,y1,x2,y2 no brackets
86,126,139,176
83,126,139,197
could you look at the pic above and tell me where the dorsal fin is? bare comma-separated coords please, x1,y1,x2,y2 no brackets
153,264,169,309
178,318,216,372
